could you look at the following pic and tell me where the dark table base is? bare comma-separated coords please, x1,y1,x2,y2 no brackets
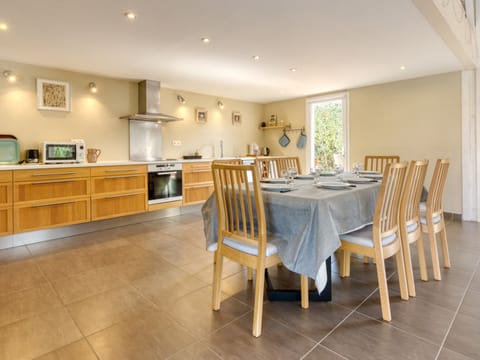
265,257,332,302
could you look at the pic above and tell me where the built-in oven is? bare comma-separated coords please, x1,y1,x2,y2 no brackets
147,162,183,204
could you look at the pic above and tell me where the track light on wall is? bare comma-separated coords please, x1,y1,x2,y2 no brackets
177,95,186,104
89,82,97,93
217,100,224,110
2,70,17,82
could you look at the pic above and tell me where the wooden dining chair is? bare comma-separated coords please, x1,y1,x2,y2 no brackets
364,155,400,172
211,163,309,337
339,162,409,322
421,159,450,281
399,160,429,297
254,156,302,179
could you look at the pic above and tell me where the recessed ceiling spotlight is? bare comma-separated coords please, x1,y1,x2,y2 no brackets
0,23,8,31
124,12,136,20
400,65,406,71
201,37,210,43
289,68,297,72
252,55,260,61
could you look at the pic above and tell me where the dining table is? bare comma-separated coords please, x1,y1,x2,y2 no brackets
201,173,382,297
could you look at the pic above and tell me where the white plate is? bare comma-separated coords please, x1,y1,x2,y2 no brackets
361,173,383,179
260,178,287,184
261,183,292,192
344,177,375,184
358,170,382,175
315,182,351,190
295,174,314,180
319,171,337,176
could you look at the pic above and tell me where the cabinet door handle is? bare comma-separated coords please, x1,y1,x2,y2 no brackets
103,192,143,199
31,200,76,208
191,169,210,173
105,169,137,173
31,172,77,177
103,175,142,179
31,180,75,185
188,183,213,189
154,172,177,176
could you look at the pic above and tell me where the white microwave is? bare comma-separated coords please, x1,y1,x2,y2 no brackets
42,141,86,163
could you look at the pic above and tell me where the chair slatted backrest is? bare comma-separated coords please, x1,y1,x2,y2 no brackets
255,156,279,179
400,160,428,226
255,156,302,179
212,163,267,253
427,159,449,216
364,155,400,173
276,156,302,176
373,162,408,241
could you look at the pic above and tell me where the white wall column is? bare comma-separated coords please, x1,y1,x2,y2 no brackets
462,70,478,220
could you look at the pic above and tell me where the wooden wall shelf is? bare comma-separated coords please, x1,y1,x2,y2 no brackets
259,124,304,132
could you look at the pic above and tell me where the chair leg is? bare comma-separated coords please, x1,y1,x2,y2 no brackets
428,229,442,281
374,254,392,322
300,275,309,309
212,251,224,311
252,265,266,337
416,235,428,282
340,250,351,277
247,267,253,281
402,239,415,297
440,227,451,268
395,245,409,301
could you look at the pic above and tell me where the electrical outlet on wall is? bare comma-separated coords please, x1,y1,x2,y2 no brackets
172,140,182,146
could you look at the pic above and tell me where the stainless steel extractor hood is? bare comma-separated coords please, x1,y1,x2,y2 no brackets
120,80,182,122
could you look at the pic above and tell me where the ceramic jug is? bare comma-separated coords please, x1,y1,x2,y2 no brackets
87,148,101,163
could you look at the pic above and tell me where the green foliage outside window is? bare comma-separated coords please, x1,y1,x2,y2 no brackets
313,100,343,169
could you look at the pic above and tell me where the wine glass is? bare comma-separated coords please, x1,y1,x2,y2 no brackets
287,167,298,187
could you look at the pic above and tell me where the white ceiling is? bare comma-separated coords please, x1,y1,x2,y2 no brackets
1,0,463,103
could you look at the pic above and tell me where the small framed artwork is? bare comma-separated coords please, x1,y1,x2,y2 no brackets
195,108,208,124
37,79,71,112
232,111,241,126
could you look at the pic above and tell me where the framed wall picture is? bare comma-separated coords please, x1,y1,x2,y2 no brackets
195,108,208,123
37,79,71,112
232,111,241,126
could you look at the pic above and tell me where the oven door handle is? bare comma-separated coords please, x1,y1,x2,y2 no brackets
154,171,178,176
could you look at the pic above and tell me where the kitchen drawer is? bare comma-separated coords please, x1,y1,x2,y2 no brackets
91,165,146,177
183,162,213,185
14,167,90,182
0,171,13,182
0,206,13,236
14,178,90,203
183,183,214,205
0,182,12,205
14,198,90,233
91,174,146,196
91,192,147,220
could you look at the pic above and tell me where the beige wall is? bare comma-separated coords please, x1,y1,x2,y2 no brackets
0,60,462,213
263,72,462,214
0,59,263,161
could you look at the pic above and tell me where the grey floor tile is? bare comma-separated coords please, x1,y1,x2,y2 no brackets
444,312,480,359
321,312,439,360
206,313,316,360
34,339,98,360
0,307,82,360
166,286,251,338
357,289,455,344
88,307,196,360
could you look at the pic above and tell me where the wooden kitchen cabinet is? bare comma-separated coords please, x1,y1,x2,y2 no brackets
0,171,13,236
13,168,91,233
91,165,147,221
182,161,214,205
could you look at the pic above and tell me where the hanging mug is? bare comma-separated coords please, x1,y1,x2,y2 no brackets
87,148,101,163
